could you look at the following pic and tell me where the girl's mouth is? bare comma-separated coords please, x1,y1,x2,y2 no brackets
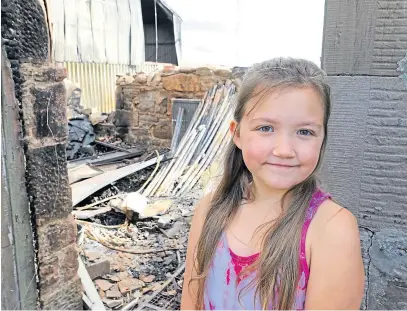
267,163,298,168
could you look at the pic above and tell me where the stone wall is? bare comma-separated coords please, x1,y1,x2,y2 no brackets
20,62,82,310
115,66,233,150
320,0,407,309
1,0,82,309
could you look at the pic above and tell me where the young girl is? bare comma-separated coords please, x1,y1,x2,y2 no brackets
181,57,365,310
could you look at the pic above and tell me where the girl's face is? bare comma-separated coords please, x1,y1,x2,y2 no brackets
231,86,325,191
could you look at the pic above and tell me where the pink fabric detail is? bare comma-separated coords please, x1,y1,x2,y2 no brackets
299,189,331,283
229,248,259,285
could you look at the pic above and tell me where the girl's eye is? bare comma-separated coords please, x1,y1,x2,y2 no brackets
298,129,314,136
258,126,274,132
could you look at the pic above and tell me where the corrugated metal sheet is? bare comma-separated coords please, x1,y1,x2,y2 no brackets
50,0,145,65
144,24,178,64
64,62,164,112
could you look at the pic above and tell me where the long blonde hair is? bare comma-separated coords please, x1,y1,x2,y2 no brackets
191,57,332,310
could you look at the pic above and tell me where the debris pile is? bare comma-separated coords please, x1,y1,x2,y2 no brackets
72,79,237,310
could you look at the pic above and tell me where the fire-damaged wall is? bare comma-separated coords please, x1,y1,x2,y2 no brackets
115,67,233,150
1,0,82,309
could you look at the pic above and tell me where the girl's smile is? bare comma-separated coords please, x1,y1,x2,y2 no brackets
230,86,325,192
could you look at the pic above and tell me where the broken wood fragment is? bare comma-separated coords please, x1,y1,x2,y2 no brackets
72,206,112,220
78,256,106,310
71,153,170,206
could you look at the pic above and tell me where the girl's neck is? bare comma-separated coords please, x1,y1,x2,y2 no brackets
250,178,290,206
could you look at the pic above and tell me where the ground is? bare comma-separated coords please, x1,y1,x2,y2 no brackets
77,170,202,310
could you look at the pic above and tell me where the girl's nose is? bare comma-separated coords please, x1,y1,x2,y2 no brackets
272,136,296,158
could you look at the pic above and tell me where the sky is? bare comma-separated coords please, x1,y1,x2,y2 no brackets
165,0,326,68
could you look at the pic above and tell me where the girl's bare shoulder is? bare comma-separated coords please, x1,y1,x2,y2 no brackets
309,198,360,246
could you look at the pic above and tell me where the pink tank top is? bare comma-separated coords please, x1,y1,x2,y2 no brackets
204,189,331,310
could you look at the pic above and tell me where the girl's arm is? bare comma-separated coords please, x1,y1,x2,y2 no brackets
305,202,365,310
181,194,211,310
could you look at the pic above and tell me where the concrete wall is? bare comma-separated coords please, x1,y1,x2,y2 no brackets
320,0,407,309
1,0,82,309
115,66,233,150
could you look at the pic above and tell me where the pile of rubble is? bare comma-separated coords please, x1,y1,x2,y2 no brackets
71,80,237,310
78,189,200,310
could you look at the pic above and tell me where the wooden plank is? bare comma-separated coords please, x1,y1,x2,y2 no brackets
77,0,93,62
71,154,168,206
1,144,20,311
117,0,131,65
49,0,65,61
129,0,145,64
78,257,106,310
1,46,37,310
91,0,107,63
64,0,80,62
104,0,119,64
68,164,103,185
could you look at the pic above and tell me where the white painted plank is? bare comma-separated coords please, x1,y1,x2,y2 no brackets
91,0,107,63
49,0,65,61
129,0,145,65
77,0,94,62
117,0,131,65
104,0,119,64
64,0,80,62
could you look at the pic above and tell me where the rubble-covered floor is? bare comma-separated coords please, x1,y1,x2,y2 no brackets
77,173,202,310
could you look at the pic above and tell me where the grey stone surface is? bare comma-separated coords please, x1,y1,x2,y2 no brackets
320,76,407,230
319,76,370,215
322,0,407,76
367,229,407,309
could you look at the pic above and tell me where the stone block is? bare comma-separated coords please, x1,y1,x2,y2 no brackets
40,276,82,310
195,67,214,76
214,68,232,78
37,216,77,259
20,62,66,83
162,73,201,92
94,123,116,137
38,254,60,293
137,100,155,112
200,77,217,92
21,81,67,142
115,109,132,127
153,120,172,140
135,73,148,84
87,260,111,280
131,128,149,137
38,243,79,295
322,0,407,75
139,114,158,123
25,144,71,225
59,244,80,282
319,76,370,214
367,229,407,309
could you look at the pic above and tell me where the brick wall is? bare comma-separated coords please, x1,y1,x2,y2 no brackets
115,67,233,150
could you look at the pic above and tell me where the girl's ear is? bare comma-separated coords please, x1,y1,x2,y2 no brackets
229,120,242,149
